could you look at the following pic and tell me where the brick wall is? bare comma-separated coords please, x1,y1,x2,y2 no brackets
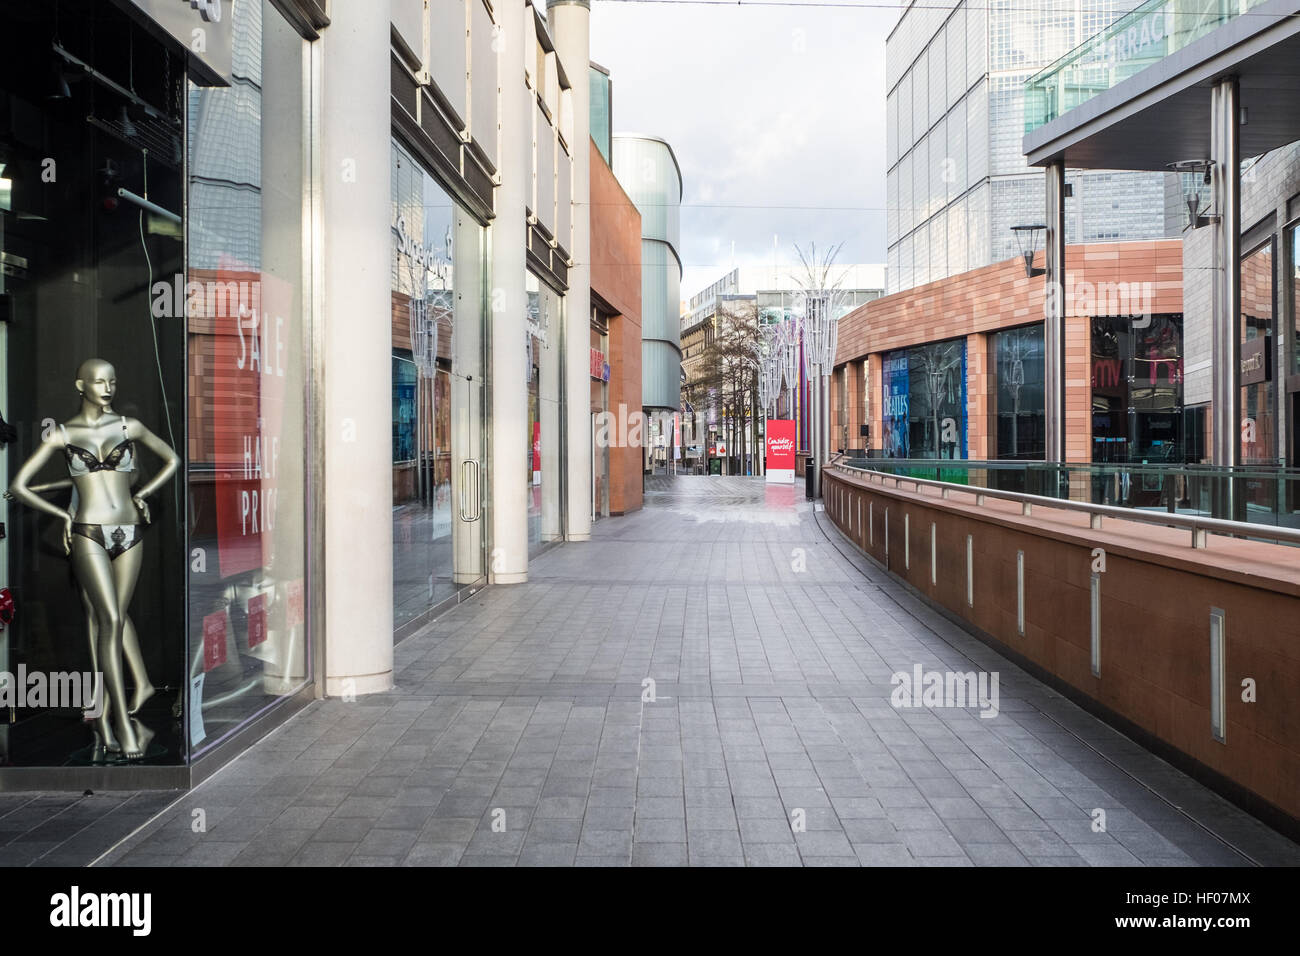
590,138,643,514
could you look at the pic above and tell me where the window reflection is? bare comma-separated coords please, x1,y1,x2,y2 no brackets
992,325,1045,459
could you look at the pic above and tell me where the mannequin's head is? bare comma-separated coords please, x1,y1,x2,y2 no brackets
75,358,117,410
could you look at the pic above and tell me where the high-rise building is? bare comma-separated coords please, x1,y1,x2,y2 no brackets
885,0,1179,294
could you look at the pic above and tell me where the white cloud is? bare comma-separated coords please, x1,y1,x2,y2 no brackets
592,3,896,298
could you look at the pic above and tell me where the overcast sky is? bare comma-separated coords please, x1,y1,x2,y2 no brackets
590,0,900,302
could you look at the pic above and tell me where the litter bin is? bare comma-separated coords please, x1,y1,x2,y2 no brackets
805,456,816,500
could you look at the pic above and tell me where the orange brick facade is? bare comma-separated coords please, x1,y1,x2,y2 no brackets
590,137,643,515
833,241,1184,463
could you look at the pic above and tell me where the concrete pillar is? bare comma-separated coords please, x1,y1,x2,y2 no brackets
1044,160,1067,466
1210,77,1241,514
549,0,592,539
451,211,486,583
321,0,394,695
490,0,530,582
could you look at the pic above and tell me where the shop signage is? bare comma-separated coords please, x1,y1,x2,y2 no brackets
589,348,610,382
765,419,796,483
122,0,234,86
532,421,542,485
882,351,909,458
1088,4,1173,69
210,258,292,578
393,216,452,280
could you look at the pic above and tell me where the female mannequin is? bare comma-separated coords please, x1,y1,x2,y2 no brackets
8,359,179,758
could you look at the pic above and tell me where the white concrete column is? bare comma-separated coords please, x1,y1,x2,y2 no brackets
320,0,394,695
549,0,592,539
1210,78,1241,493
490,1,530,583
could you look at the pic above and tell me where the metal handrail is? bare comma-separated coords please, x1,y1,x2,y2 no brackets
830,461,1300,551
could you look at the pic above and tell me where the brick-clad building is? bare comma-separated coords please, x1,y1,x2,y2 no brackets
830,240,1185,464
590,137,644,516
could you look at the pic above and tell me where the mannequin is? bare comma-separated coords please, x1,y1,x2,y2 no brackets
8,359,179,759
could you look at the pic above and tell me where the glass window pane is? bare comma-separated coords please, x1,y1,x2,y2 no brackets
186,2,311,754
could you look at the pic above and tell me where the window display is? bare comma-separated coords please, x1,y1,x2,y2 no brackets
1090,313,1185,465
881,339,968,459
8,360,179,759
1,2,188,767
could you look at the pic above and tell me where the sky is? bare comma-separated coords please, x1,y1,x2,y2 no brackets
589,0,901,303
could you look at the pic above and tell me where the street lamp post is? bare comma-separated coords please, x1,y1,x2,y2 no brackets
802,291,839,498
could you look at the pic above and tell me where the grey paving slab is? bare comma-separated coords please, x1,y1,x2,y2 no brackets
12,475,1296,868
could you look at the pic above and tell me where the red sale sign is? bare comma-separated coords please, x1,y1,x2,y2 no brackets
247,592,268,650
286,579,305,627
766,419,796,483
205,257,293,578
203,610,229,672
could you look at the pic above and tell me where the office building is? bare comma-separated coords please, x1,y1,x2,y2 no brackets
885,0,1180,294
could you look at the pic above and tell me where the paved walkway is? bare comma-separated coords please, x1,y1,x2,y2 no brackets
9,475,1300,866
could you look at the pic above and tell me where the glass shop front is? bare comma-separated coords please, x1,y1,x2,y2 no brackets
0,0,316,774
390,137,487,635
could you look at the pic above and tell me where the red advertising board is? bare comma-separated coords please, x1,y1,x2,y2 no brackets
765,419,796,483
209,257,293,578
532,420,542,483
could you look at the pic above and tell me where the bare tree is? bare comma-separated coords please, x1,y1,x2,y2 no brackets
699,298,760,474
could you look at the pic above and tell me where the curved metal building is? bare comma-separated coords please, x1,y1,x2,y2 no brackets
612,134,683,411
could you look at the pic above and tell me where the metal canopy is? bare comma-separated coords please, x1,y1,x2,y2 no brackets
1023,0,1300,171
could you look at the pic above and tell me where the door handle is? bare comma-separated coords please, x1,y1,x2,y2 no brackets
459,459,481,521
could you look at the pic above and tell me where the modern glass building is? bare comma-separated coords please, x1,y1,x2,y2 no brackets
885,0,1180,294
589,62,613,166
613,134,683,413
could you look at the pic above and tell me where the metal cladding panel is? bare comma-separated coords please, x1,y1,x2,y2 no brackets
429,0,467,123
557,147,572,255
612,136,681,256
590,68,612,164
470,0,498,167
642,339,683,411
393,0,424,64
641,240,681,348
535,103,556,236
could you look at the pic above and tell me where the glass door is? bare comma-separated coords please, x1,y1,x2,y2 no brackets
391,142,485,634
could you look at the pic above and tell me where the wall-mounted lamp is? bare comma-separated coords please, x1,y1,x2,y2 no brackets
1010,224,1046,278
1166,159,1219,229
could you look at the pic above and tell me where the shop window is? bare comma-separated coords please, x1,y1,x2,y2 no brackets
991,324,1045,459
1240,240,1275,464
1090,313,1185,466
1,4,188,765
